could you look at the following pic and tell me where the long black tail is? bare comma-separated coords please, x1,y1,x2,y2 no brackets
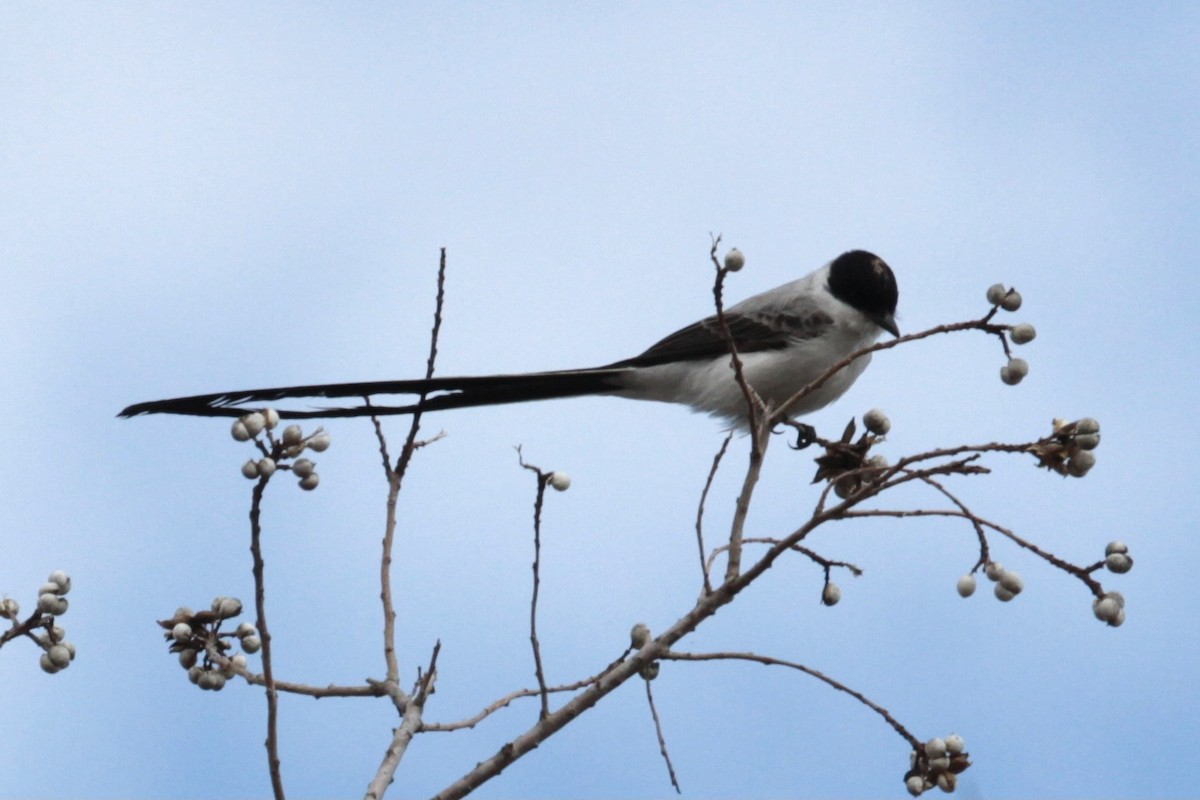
118,368,630,419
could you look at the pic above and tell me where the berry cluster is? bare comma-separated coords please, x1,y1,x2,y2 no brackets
811,410,893,500
986,283,1036,386
159,597,260,691
1,570,79,674
230,408,330,491
955,562,1024,603
1091,540,1134,627
1030,417,1101,478
905,734,971,795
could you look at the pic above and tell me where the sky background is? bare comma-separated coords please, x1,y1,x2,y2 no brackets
2,3,1198,798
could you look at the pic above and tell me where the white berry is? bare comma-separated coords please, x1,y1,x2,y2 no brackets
282,425,303,446
999,569,1023,594
1068,450,1096,477
213,596,243,619
548,472,571,491
1010,323,1036,344
957,574,977,598
1105,553,1133,574
242,412,266,436
1000,357,1029,385
48,571,71,595
821,582,842,606
1092,595,1120,622
863,408,891,435
724,248,745,272
47,644,72,668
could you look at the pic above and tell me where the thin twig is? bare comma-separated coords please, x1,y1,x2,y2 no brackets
704,237,772,584
242,673,387,698
705,537,862,578
694,432,732,594
707,236,762,436
767,317,1013,430
664,650,920,749
249,475,285,800
644,677,681,793
421,669,619,732
517,449,552,720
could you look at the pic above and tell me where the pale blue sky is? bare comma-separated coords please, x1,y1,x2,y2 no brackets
2,4,1198,798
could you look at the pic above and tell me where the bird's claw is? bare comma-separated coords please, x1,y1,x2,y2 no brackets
782,421,817,450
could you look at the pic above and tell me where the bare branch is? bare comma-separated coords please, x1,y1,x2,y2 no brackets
365,642,444,800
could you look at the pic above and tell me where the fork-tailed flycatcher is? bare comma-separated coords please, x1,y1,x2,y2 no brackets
119,250,899,426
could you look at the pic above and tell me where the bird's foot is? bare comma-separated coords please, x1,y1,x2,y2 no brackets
780,420,818,450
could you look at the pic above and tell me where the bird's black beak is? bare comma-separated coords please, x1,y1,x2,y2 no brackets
874,312,900,338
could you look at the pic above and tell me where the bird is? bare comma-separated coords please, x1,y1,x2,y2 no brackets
119,249,899,427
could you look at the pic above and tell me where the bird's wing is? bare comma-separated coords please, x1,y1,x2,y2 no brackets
609,307,834,368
